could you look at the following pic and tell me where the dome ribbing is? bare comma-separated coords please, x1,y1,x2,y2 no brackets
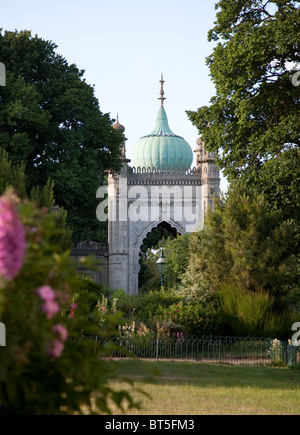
131,76,193,171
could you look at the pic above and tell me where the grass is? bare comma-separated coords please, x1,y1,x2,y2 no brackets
103,359,300,415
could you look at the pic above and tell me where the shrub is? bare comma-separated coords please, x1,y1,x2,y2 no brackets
0,191,137,415
113,288,222,337
117,320,153,345
113,289,143,320
217,282,296,338
156,300,222,337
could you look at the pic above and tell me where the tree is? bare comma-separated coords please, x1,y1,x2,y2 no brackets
182,197,232,300
0,149,26,199
0,148,72,250
187,0,300,181
184,182,299,308
164,233,191,288
0,30,123,244
242,147,300,224
139,225,175,291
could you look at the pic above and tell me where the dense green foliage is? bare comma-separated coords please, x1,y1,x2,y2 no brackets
172,0,300,338
187,0,300,181
0,148,72,250
0,152,138,415
217,282,296,337
124,182,299,339
187,182,298,299
139,228,191,293
114,2,300,339
0,193,139,414
0,149,26,198
0,29,123,244
1,4,298,395
113,288,222,338
186,1,300,262
242,148,300,225
139,226,174,291
184,182,299,337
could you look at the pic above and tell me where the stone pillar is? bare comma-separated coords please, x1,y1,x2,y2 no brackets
108,175,130,292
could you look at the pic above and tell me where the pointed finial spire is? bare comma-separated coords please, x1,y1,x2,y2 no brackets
158,73,166,107
112,113,125,133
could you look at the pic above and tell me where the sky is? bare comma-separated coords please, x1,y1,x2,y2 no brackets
1,0,228,191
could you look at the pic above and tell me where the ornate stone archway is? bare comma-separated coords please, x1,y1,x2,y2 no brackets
129,219,184,294
107,78,220,294
107,150,220,295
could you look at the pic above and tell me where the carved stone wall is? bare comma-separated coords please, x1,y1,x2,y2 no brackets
106,137,220,295
71,240,109,286
108,167,205,294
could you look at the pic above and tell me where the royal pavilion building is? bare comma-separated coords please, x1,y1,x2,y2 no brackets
106,75,220,294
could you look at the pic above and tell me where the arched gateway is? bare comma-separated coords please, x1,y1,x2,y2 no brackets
105,76,220,294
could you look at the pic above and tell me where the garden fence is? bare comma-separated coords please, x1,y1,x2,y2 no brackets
96,336,300,366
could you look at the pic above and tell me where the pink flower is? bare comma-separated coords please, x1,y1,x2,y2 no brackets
48,340,65,358
37,285,55,301
52,324,68,342
0,195,26,281
37,286,60,319
42,299,60,319
48,325,68,358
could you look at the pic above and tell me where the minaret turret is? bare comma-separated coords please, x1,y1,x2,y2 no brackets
113,114,127,160
194,136,220,214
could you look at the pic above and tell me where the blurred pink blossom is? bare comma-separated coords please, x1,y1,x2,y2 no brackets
48,340,65,358
52,324,68,342
42,299,60,319
37,285,55,301
37,286,60,319
0,195,26,281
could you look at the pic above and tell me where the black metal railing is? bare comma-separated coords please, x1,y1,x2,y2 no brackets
96,336,299,366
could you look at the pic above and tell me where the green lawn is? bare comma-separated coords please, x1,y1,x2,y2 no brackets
105,359,300,415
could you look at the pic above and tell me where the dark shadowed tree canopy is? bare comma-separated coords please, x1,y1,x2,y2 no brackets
0,30,123,243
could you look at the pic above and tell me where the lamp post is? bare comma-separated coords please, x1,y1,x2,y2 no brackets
156,248,166,289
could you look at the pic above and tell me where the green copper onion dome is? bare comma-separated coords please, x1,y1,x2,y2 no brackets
131,75,193,171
